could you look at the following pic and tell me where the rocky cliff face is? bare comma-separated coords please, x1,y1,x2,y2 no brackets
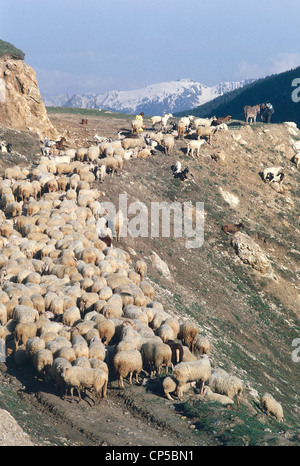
0,57,58,139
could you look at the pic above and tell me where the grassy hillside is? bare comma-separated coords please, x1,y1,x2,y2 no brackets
0,39,25,60
175,66,300,127
49,110,300,438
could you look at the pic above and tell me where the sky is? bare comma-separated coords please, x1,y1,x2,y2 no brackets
1,0,300,97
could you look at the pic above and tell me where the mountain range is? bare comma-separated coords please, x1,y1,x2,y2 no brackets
176,66,300,127
42,78,254,115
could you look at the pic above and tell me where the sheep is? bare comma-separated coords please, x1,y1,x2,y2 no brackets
111,210,124,242
141,340,172,376
58,365,108,403
155,323,175,343
193,116,217,128
162,376,194,400
260,392,283,422
5,201,23,218
86,146,100,162
222,222,245,235
25,336,45,359
121,137,146,151
178,321,198,352
208,367,244,407
202,386,234,405
173,355,211,399
73,356,91,368
49,357,72,396
13,305,39,324
93,164,106,182
88,336,106,361
131,119,144,135
196,126,217,144
0,303,7,325
101,157,119,176
186,139,206,158
55,346,77,363
193,335,211,356
62,306,81,327
134,260,147,280
161,135,175,155
95,319,115,345
113,349,143,389
178,116,193,131
33,348,53,379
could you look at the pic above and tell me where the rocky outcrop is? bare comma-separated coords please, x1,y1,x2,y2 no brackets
231,232,274,277
0,56,58,139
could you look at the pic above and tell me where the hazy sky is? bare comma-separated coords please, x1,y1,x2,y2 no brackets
1,0,300,96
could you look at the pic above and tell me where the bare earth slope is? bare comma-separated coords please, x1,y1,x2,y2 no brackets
0,111,299,446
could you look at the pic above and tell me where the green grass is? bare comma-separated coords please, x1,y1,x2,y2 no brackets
46,106,150,120
0,39,24,60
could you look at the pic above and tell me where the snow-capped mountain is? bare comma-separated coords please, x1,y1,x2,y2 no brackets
43,78,255,115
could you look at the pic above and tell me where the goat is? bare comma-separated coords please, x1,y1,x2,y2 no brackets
222,222,245,234
171,163,193,182
211,115,231,126
263,166,285,184
165,340,184,365
0,141,7,153
55,137,67,150
244,105,261,124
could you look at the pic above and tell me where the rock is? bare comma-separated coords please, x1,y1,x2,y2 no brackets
231,232,274,277
0,56,58,139
150,251,171,279
274,143,286,152
219,187,240,209
0,409,34,446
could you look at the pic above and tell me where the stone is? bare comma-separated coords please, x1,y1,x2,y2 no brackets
231,232,274,277
0,57,58,139
150,251,171,279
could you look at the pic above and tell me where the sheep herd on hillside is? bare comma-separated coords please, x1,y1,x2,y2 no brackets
0,110,288,424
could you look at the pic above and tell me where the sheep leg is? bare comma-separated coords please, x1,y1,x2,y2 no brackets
119,376,124,389
102,379,107,398
236,393,241,407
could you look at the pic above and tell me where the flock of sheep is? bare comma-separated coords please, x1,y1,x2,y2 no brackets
0,112,285,425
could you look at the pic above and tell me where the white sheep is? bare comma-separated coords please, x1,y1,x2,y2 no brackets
178,321,198,352
121,137,146,151
208,367,244,406
173,354,211,399
141,339,172,376
202,386,234,405
196,126,216,144
58,365,108,403
193,116,216,128
134,260,147,280
260,392,283,422
113,348,143,389
162,135,175,155
33,348,53,379
162,376,194,400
